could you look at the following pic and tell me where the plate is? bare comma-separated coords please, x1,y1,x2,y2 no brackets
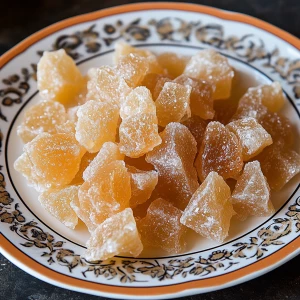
0,3,299,299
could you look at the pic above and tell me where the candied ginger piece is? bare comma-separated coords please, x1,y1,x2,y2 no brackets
226,117,273,161
257,143,300,191
180,171,235,243
37,49,84,104
17,101,67,143
38,186,79,229
184,49,234,100
156,82,192,127
157,52,188,78
119,113,161,158
120,86,156,119
84,208,143,261
195,121,243,181
75,100,119,153
137,198,186,253
174,75,215,120
152,77,173,100
231,161,274,220
128,166,158,208
146,122,199,210
124,155,154,171
141,73,170,96
86,66,132,107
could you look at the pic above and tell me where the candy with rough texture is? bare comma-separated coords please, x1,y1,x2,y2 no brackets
137,198,186,253
146,122,199,210
84,208,143,261
75,100,119,153
195,121,243,181
157,52,187,78
39,186,79,229
226,117,273,161
180,171,235,243
155,82,192,127
231,161,274,220
184,49,234,99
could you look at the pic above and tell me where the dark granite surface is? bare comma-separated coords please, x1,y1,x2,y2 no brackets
0,0,299,299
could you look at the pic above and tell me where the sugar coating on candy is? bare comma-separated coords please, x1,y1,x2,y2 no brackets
184,49,234,100
75,100,119,153
157,52,188,78
127,166,158,208
120,86,156,119
231,161,274,220
195,121,243,181
174,75,215,120
137,198,186,253
84,208,143,261
83,142,124,182
119,113,162,158
180,171,235,243
226,117,273,161
146,122,199,210
156,82,192,127
17,101,67,143
39,186,79,229
86,66,132,107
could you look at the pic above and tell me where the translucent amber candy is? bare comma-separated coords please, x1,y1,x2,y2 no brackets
180,171,235,243
137,198,186,253
17,101,67,143
157,52,188,78
75,100,119,153
155,82,192,127
141,73,171,96
195,121,243,181
124,155,154,171
38,186,79,229
128,166,158,208
14,133,85,191
152,77,173,100
174,75,215,120
226,117,273,161
84,208,143,261
37,49,84,105
231,161,274,220
146,122,199,210
184,49,234,99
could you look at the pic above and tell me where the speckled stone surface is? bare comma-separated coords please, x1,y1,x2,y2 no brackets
0,0,299,299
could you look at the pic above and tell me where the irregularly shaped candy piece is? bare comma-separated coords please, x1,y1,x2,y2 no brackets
120,87,156,119
119,113,161,158
137,198,186,253
17,101,67,143
157,52,188,78
38,186,79,229
184,49,234,99
182,115,207,150
152,77,173,100
84,208,143,261
141,73,170,96
14,133,85,191
75,100,119,153
155,82,192,127
180,171,235,243
127,166,158,208
213,99,239,125
256,143,300,191
146,122,199,210
86,66,132,107
226,117,273,161
231,161,274,220
37,49,85,104
174,75,215,120
195,121,243,181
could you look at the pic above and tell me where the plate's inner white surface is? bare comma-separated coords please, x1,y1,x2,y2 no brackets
7,45,300,257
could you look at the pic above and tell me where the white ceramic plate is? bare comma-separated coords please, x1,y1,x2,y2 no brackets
0,3,299,299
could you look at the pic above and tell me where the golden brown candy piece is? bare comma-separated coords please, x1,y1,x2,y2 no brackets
141,73,171,97
146,122,199,210
180,171,235,243
157,52,188,78
137,198,187,253
195,121,243,181
231,161,274,220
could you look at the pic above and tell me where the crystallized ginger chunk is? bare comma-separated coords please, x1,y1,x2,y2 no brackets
231,161,274,220
84,208,143,261
157,52,188,78
141,73,171,96
137,198,186,253
180,171,235,243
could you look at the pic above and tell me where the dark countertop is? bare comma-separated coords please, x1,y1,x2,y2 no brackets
0,1,299,299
